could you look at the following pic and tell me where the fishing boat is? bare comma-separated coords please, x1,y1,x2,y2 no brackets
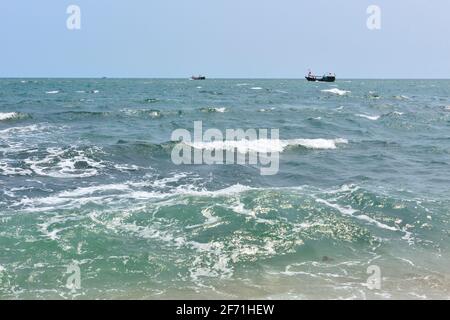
305,72,336,82
191,75,206,80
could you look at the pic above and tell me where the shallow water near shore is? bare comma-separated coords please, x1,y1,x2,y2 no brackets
1,79,450,299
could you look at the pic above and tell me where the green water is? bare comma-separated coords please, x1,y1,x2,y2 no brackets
1,79,449,299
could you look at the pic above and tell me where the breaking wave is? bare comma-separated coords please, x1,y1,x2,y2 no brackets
199,107,227,113
356,114,381,121
0,112,30,121
185,138,348,153
120,108,162,118
321,88,351,96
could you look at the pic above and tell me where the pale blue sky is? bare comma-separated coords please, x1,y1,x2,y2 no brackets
0,0,449,78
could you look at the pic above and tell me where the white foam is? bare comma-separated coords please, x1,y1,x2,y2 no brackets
46,90,59,94
251,87,263,90
120,108,145,116
150,172,190,188
258,107,275,112
16,181,253,213
394,95,411,100
0,124,50,135
316,198,399,232
186,207,221,230
58,184,132,198
187,241,233,280
224,198,276,225
180,184,253,198
114,164,140,172
202,107,227,113
24,147,105,178
0,161,33,176
321,88,350,96
0,112,19,121
227,201,256,218
149,110,161,117
356,114,380,121
355,214,398,231
214,107,226,113
186,138,348,153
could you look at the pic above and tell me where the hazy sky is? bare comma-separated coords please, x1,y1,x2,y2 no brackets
1,0,449,78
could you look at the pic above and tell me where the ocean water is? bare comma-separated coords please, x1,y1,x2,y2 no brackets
0,79,449,299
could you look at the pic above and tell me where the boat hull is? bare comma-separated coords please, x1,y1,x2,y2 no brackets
305,76,336,82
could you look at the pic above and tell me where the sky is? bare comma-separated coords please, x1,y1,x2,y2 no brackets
0,0,449,78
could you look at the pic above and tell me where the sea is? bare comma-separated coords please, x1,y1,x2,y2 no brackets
0,79,449,299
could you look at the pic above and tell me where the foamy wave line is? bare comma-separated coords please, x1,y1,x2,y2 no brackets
0,112,29,121
394,95,411,100
120,108,161,118
357,111,405,121
11,179,417,245
321,88,350,96
258,107,275,112
0,123,53,135
200,107,227,113
186,138,348,153
315,198,402,234
15,180,253,212
356,114,380,121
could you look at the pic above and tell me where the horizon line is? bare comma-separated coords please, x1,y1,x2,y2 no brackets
1,77,450,80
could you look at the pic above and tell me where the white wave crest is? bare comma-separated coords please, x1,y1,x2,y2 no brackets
258,107,275,112
0,112,20,121
394,95,411,100
200,107,227,113
186,138,348,153
321,88,351,96
356,114,380,121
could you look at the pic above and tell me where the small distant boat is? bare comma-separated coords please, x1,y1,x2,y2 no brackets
305,72,336,82
191,76,206,80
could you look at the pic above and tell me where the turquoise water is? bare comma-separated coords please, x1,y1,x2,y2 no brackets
1,79,449,299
